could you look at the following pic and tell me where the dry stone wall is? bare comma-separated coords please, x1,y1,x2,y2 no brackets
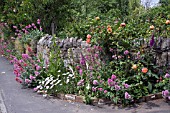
37,34,91,66
145,37,170,68
37,35,170,68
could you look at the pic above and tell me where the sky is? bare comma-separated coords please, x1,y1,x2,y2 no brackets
141,0,160,7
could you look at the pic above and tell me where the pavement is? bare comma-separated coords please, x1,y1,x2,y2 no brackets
0,55,170,113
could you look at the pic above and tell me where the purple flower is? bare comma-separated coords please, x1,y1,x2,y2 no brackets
93,80,98,85
108,79,115,86
28,24,32,28
124,83,130,89
109,48,113,52
162,90,169,97
115,85,121,91
80,55,86,65
6,49,11,52
111,74,117,81
150,34,154,47
104,90,108,94
79,69,83,75
98,88,103,91
36,65,41,71
124,50,129,55
34,71,40,76
125,92,131,99
92,87,97,92
77,79,84,86
168,96,170,100
94,54,99,58
22,54,29,59
29,75,36,80
165,73,170,78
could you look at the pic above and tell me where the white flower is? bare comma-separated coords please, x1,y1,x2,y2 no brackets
45,80,51,86
42,81,45,85
50,85,54,89
68,74,74,77
43,94,47,98
58,70,61,72
46,86,49,89
55,80,61,85
86,84,90,90
45,77,49,81
66,77,70,84
40,86,43,90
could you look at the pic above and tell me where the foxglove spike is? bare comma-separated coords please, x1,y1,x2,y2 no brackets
150,34,154,47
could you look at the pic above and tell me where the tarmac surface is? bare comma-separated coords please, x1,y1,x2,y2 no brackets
0,55,170,113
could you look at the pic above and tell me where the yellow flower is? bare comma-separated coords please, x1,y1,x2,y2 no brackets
132,64,137,70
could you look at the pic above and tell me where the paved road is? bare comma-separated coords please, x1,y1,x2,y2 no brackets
0,55,170,113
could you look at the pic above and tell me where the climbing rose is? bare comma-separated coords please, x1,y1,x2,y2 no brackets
87,34,91,39
142,67,148,73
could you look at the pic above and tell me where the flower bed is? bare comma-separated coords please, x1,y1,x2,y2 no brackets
0,15,170,106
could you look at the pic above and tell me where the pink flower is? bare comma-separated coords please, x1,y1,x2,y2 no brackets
79,69,83,75
22,54,29,59
87,34,91,39
92,87,97,92
34,71,40,76
98,88,103,91
94,54,99,58
108,79,115,87
40,26,42,31
25,79,31,84
115,85,121,91
165,73,170,78
111,74,117,81
124,83,130,89
37,19,41,24
124,50,129,55
6,49,11,52
104,90,108,94
13,26,17,29
168,96,170,100
93,80,98,85
76,66,80,70
77,79,84,86
32,23,35,26
162,90,169,97
125,92,131,99
28,24,32,28
29,75,36,80
33,87,38,92
36,65,41,71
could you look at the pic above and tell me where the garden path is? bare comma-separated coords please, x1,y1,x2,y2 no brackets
0,55,170,113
